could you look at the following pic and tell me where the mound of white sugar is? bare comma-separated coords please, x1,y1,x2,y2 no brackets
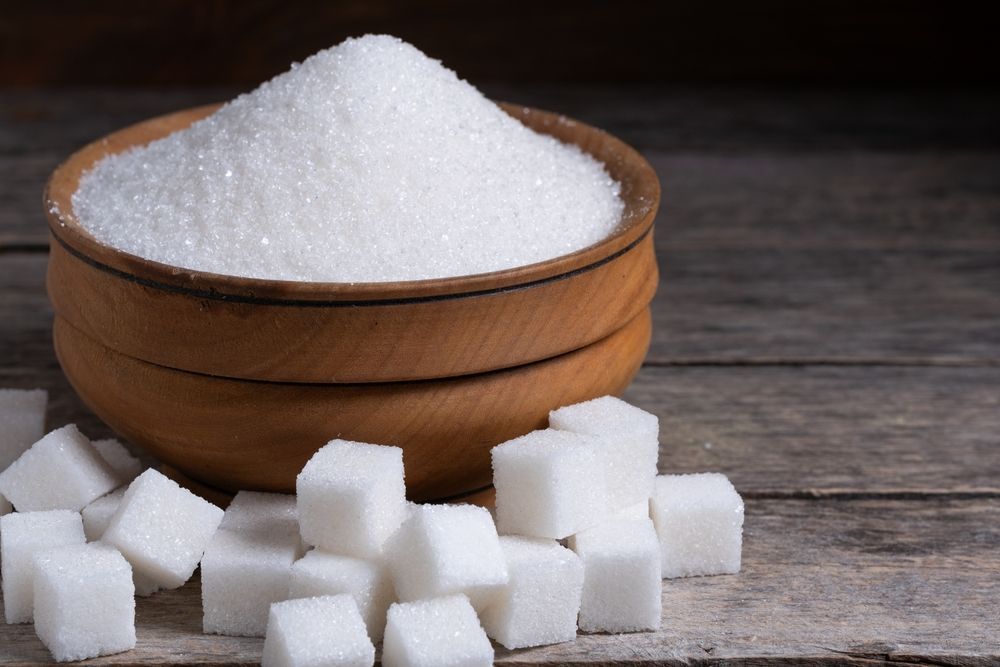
72,35,624,282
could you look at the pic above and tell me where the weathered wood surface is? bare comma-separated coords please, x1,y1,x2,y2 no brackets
2,88,999,665
3,499,998,665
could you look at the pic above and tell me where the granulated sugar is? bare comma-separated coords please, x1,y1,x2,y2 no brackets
72,35,624,282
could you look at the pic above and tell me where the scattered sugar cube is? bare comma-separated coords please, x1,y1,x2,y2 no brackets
81,489,161,596
616,500,650,520
382,595,493,667
0,388,47,471
386,504,507,610
103,469,224,589
0,425,119,512
0,494,10,516
568,517,662,633
202,527,301,637
92,439,144,485
479,536,584,649
650,473,745,578
297,440,407,558
262,594,375,667
82,489,126,541
492,428,610,539
33,542,135,662
289,549,395,641
549,395,659,509
222,490,299,535
1,510,86,624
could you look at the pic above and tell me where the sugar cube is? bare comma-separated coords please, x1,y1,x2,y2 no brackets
616,500,650,520
569,517,661,633
262,594,375,667
0,425,119,512
1,510,86,624
82,488,126,541
103,469,224,589
92,438,144,485
81,489,161,596
386,504,507,610
650,473,744,578
492,428,609,539
222,490,299,535
382,595,493,667
0,494,11,516
202,528,301,637
297,440,407,557
0,388,47,471
549,395,659,509
289,549,395,641
33,542,135,662
479,536,583,649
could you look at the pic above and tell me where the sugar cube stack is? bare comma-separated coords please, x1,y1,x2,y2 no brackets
549,395,659,510
569,517,662,633
386,503,507,610
103,468,224,589
650,473,745,578
201,527,301,637
92,439,144,486
1,510,86,624
479,536,584,649
263,595,375,667
297,440,407,557
289,549,395,642
492,428,609,539
33,542,136,662
382,595,493,667
0,388,47,472
0,425,119,512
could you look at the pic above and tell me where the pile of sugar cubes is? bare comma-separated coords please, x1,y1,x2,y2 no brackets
0,388,745,665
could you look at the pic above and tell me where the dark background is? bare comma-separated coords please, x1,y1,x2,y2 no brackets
1,0,997,87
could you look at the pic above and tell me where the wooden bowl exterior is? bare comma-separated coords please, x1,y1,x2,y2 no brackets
45,104,659,382
54,309,652,501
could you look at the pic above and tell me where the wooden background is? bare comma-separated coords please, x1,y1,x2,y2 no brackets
1,0,999,85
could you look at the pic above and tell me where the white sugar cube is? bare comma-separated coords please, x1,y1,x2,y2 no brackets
82,489,126,541
549,395,659,509
33,542,135,662
0,388,47,471
263,594,375,667
617,500,650,520
81,489,161,596
492,428,609,539
297,439,407,558
382,595,493,667
0,494,10,516
650,473,744,578
1,510,86,624
202,527,301,637
0,425,119,512
569,517,661,633
479,536,583,649
103,469,224,589
222,490,299,535
92,439,144,485
289,549,395,641
386,504,507,610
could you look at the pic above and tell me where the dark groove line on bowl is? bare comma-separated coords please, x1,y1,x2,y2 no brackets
50,222,653,307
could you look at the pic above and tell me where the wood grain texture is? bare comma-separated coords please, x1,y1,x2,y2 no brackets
2,498,997,665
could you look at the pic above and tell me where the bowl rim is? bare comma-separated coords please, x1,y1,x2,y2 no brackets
44,102,659,304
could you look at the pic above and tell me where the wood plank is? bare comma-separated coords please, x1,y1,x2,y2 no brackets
3,252,998,496
3,498,997,665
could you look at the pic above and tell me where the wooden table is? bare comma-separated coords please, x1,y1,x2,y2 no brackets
2,87,998,665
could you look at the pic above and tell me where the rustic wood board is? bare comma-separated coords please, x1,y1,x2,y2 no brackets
3,498,998,665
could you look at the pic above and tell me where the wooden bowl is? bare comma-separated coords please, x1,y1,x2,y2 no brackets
44,103,660,499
